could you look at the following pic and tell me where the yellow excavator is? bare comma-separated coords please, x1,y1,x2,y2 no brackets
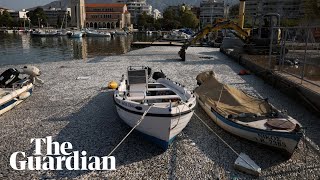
178,0,284,61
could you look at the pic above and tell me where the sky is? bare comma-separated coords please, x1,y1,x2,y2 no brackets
0,0,54,10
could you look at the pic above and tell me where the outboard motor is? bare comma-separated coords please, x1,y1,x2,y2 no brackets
152,70,166,80
20,66,44,84
0,68,20,88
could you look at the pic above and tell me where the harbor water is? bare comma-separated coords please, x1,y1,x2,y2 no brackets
0,32,158,66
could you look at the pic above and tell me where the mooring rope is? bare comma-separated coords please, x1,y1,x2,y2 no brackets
180,100,258,171
193,112,258,171
106,104,154,158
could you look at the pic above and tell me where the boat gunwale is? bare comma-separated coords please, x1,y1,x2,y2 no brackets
197,96,303,140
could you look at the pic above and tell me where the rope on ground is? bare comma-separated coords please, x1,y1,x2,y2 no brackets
105,104,153,158
178,101,252,167
193,112,258,170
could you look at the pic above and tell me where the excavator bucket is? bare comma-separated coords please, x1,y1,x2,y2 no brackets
178,49,186,61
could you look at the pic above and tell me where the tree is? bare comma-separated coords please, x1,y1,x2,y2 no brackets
27,7,47,27
57,15,62,28
138,12,155,30
180,10,199,29
0,11,13,27
161,5,199,30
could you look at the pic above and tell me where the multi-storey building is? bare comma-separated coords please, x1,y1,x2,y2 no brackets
200,0,224,27
126,0,152,25
70,0,86,28
245,0,304,20
85,4,131,29
9,9,28,21
43,8,71,27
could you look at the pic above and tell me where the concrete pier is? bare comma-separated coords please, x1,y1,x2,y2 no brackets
0,47,319,179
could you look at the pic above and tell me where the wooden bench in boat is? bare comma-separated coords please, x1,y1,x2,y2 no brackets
127,95,181,101
147,87,171,91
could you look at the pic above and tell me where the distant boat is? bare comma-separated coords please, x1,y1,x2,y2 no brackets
68,31,83,38
162,30,190,41
114,66,196,149
56,29,70,36
115,30,127,35
146,31,153,35
194,71,303,156
31,30,57,37
85,29,111,37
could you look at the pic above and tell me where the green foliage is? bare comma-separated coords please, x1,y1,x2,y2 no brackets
137,12,155,30
180,10,199,29
27,7,47,27
135,5,199,30
57,15,62,28
161,5,199,30
0,10,13,27
304,0,320,19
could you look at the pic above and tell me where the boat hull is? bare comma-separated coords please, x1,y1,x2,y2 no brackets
86,32,110,37
0,84,33,115
197,97,302,155
115,100,194,149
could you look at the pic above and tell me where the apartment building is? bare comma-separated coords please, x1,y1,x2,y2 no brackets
200,0,224,27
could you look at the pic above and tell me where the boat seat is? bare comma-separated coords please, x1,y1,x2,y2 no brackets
127,67,148,97
129,83,146,97
147,88,171,91
127,95,181,101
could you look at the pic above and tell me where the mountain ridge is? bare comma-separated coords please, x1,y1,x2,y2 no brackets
31,0,237,12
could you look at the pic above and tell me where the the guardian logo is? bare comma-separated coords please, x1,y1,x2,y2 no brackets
10,136,116,170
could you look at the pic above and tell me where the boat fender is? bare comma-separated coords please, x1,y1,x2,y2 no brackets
19,91,31,100
108,81,118,89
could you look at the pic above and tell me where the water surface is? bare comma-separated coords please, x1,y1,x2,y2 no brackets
0,32,158,66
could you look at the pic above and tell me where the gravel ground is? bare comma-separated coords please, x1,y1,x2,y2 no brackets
0,46,319,179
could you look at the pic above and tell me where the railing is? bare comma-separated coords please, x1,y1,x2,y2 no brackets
268,26,320,88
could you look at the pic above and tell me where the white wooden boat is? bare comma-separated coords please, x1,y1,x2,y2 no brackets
162,30,190,41
31,30,57,37
85,29,111,37
68,31,83,38
114,66,196,149
195,71,303,156
0,66,42,116
115,30,127,35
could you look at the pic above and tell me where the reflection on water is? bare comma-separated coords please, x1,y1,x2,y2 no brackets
0,32,157,66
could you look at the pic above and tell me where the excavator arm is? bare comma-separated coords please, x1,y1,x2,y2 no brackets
178,20,250,61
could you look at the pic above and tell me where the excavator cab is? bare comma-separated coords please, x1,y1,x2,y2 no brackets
251,13,280,40
244,13,281,54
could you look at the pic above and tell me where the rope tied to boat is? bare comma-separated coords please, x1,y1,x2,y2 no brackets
180,101,258,171
105,104,154,158
193,112,258,171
